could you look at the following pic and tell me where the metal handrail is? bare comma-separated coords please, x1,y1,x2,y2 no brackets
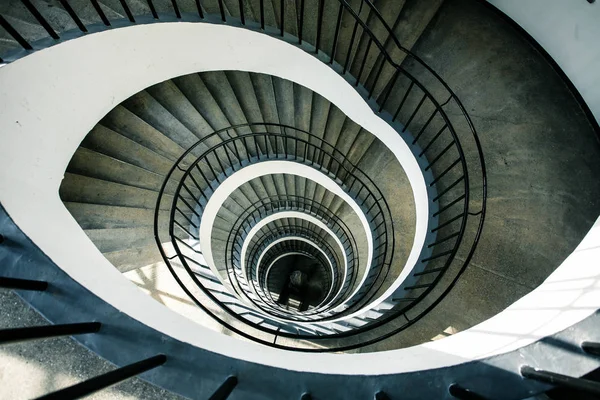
224,195,359,313
248,226,340,315
0,0,485,350
156,125,395,339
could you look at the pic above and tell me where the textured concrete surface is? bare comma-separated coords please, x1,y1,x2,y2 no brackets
358,0,600,351
0,290,184,400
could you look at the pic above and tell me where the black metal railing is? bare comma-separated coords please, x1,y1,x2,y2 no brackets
151,119,480,351
224,195,360,315
2,0,485,351
154,123,396,347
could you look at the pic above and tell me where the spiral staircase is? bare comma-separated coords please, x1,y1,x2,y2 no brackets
1,0,600,399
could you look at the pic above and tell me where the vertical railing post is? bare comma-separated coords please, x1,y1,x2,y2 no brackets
209,376,238,400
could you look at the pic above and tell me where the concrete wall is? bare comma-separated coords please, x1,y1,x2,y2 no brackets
488,0,600,126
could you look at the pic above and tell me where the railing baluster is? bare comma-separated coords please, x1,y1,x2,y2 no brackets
196,0,206,19
59,0,87,32
521,365,600,396
217,0,226,22
174,220,199,240
433,175,464,202
343,17,360,74
355,38,372,86
378,69,399,112
298,0,305,44
176,207,199,228
0,322,101,344
419,124,447,157
449,384,488,400
259,0,265,30
238,0,245,24
175,236,202,254
118,0,135,22
404,283,431,291
375,391,391,400
181,183,202,206
280,0,285,36
402,94,427,132
413,266,447,277
582,341,600,356
392,81,414,122
428,231,460,247
433,194,465,218
36,355,167,400
22,0,59,39
187,171,207,198
315,0,325,53
425,141,455,171
90,0,110,26
430,158,461,186
179,196,202,218
195,164,211,188
0,277,48,291
368,57,386,99
171,0,182,18
0,15,33,49
223,145,233,171
330,3,343,63
412,110,439,144
148,0,159,19
421,249,453,262
431,213,462,233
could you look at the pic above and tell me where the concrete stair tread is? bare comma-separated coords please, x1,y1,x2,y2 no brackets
104,244,163,273
85,226,156,253
60,172,170,209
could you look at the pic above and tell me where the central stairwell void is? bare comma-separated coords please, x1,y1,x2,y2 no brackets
1,0,600,399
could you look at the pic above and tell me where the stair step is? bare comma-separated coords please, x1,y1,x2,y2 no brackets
81,124,173,175
122,90,200,151
202,71,250,132
250,73,280,127
101,105,185,162
63,202,155,229
85,226,156,253
369,0,445,99
146,80,214,142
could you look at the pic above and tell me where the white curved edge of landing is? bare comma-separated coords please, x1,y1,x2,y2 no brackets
1,22,598,375
239,210,349,311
